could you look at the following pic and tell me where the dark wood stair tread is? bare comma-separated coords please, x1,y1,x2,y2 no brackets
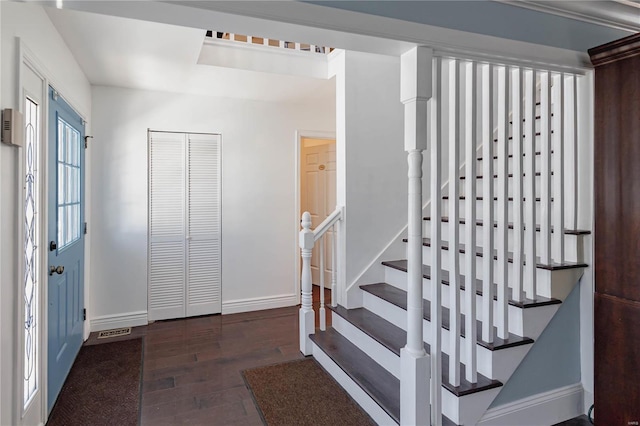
310,329,460,425
381,259,561,309
477,151,544,161
402,237,588,270
460,171,547,179
443,195,546,202
422,216,591,237
360,282,534,351
328,305,503,397
492,131,552,142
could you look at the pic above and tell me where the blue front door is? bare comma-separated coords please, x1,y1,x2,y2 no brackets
47,87,85,413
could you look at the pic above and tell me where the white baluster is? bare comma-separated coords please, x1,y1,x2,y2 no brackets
229,33,236,42
552,74,566,262
464,60,478,383
511,67,525,303
496,66,510,340
319,235,326,331
481,64,495,344
279,40,285,49
524,70,538,299
400,46,431,426
263,37,269,46
572,75,579,230
331,225,337,307
247,35,253,44
448,58,461,387
430,56,444,426
299,212,315,355
295,42,301,51
540,72,552,265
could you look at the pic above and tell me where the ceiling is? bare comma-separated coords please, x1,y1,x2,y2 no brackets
45,6,335,104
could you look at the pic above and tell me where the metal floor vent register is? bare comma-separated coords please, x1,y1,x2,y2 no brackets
97,327,132,339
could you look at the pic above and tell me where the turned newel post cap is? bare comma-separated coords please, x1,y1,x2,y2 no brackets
300,212,314,249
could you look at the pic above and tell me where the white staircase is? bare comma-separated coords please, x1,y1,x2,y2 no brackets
300,50,589,425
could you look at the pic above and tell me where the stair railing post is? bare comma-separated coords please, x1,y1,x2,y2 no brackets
299,211,315,356
400,46,432,426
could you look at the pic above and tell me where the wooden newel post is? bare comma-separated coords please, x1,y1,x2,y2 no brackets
400,46,432,426
299,211,315,355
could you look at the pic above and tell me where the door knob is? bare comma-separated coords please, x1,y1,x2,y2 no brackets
49,265,64,276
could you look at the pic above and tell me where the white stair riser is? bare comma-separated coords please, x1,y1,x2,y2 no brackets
332,315,400,378
362,291,525,382
478,155,542,175
332,314,501,425
383,266,560,339
459,175,544,198
311,341,398,426
422,223,585,263
441,198,550,223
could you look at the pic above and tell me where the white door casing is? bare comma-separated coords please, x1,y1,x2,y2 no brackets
300,138,336,287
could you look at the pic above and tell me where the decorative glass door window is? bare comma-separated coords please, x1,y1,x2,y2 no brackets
24,97,39,406
57,118,81,249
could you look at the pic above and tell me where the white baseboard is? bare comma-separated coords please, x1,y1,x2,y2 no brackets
478,383,584,426
90,311,148,332
222,293,298,315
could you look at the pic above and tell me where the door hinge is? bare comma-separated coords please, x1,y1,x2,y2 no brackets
83,308,86,321
84,222,87,235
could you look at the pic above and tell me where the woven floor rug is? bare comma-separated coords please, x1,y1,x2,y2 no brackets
47,338,143,426
243,358,375,426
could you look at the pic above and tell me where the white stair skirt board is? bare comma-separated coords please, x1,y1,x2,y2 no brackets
384,266,562,338
445,386,502,426
221,293,298,315
477,383,584,426
311,341,398,426
362,292,532,382
90,311,148,332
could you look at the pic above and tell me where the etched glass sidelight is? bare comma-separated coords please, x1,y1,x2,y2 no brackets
24,97,39,406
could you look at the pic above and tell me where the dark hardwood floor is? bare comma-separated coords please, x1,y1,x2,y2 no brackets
84,286,331,425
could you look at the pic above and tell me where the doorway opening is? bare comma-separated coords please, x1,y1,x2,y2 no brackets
297,133,336,313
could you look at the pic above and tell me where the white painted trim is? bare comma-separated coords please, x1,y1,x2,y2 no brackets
497,0,640,33
477,383,584,426
221,294,298,315
89,311,148,332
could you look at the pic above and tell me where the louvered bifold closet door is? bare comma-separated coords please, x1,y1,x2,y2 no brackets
186,133,221,316
149,132,187,321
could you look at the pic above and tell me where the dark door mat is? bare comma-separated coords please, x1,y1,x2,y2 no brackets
243,358,376,426
47,337,143,426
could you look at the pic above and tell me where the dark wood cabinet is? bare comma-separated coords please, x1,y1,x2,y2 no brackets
589,33,640,425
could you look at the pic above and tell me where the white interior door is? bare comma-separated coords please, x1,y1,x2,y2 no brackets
148,131,221,321
186,133,221,316
300,138,336,287
148,132,186,321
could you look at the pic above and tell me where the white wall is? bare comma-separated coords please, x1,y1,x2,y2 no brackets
0,2,91,425
89,85,335,328
331,50,408,305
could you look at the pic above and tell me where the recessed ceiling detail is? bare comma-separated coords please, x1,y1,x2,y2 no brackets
205,31,334,55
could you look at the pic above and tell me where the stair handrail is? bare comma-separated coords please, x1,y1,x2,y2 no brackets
312,206,343,241
299,206,344,356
